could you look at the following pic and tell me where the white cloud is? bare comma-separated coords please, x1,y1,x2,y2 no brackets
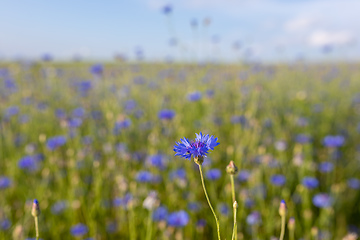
308,30,355,47
284,16,316,32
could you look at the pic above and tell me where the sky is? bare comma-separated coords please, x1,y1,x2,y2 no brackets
0,0,359,62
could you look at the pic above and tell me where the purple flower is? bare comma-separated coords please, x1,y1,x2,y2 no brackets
124,100,137,112
0,176,11,189
67,118,82,128
136,171,154,183
77,81,92,96
51,201,67,215
158,109,176,120
70,223,88,237
313,193,333,208
237,170,251,182
206,169,221,180
174,132,219,160
0,219,11,230
302,177,319,189
146,154,167,170
319,162,334,173
187,91,202,101
18,156,38,172
46,136,66,150
113,193,133,208
153,206,168,221
219,203,229,216
72,107,85,118
295,134,312,144
347,178,360,190
270,174,286,186
113,119,131,135
89,64,103,76
5,106,19,118
246,211,261,225
323,135,345,148
167,211,189,227
169,168,186,180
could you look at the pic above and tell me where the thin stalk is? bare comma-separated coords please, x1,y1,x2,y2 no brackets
35,216,39,240
232,202,237,240
230,175,237,240
129,207,137,240
279,215,286,240
198,164,221,240
145,210,153,240
289,229,295,240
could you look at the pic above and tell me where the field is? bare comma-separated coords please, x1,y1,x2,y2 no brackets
1,61,360,239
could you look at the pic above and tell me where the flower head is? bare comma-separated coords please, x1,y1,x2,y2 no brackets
173,132,219,163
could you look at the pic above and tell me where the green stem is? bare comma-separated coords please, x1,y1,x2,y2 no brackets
145,210,153,240
129,207,137,240
230,175,237,240
232,203,237,240
35,216,39,240
279,215,286,240
198,164,221,240
289,229,295,240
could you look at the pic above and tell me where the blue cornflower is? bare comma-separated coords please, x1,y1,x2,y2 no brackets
219,203,229,216
173,132,219,161
146,154,167,170
347,178,360,190
187,91,202,101
55,109,66,119
196,219,206,228
51,201,67,215
72,107,85,118
124,100,137,112
237,170,251,182
270,174,286,186
46,136,66,150
167,211,189,228
302,177,319,189
18,156,38,172
5,106,19,118
313,193,333,208
295,134,312,144
89,64,103,76
136,171,154,183
206,169,221,180
169,168,186,180
323,135,345,148
113,119,131,135
70,223,88,237
113,193,133,208
246,211,261,225
158,109,176,120
153,206,168,221
67,118,82,128
77,81,92,96
0,176,11,189
187,202,201,212
0,219,10,230
162,4,172,15
319,162,334,173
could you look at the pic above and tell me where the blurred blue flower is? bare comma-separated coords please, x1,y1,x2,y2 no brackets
41,53,53,61
113,119,131,135
18,156,38,172
231,115,247,126
146,154,167,170
70,223,88,237
319,162,334,173
237,170,251,182
0,219,10,230
0,176,11,189
67,118,82,128
270,174,286,186
162,4,172,15
219,203,229,216
347,178,360,190
5,106,19,118
4,78,17,91
323,135,345,148
106,222,117,233
46,136,66,150
51,201,67,215
77,81,92,96
136,171,154,183
246,211,261,225
82,136,92,145
153,206,168,221
72,107,85,118
55,109,66,119
295,134,312,144
187,202,201,212
302,177,319,189
206,169,221,180
313,193,333,208
169,168,186,180
174,132,219,160
90,64,103,76
196,219,206,228
158,109,176,120
113,193,133,208
124,100,137,112
187,91,202,101
167,210,189,227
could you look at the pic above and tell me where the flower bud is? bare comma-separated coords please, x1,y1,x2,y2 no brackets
278,200,286,217
31,199,40,217
288,217,295,230
226,161,238,175
233,201,238,209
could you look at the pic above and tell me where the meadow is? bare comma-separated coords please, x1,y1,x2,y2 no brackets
0,61,360,240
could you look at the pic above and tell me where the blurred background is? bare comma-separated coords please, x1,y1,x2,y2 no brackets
0,0,359,63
